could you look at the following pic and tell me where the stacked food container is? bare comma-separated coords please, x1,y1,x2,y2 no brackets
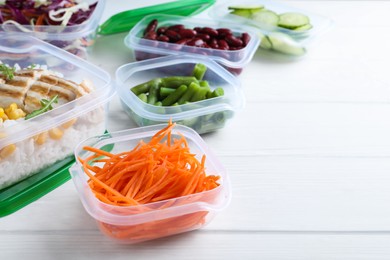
0,0,332,244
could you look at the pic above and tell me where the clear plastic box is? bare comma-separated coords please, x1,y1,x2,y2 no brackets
209,0,333,58
124,14,260,75
115,55,245,134
0,34,115,217
70,124,231,244
0,0,106,59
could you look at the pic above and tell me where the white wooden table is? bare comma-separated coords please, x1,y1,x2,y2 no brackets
2,1,390,259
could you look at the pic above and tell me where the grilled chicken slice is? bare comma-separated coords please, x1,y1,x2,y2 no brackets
0,69,92,113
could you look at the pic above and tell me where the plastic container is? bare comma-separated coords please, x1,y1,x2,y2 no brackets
0,0,106,59
0,34,115,217
210,0,333,58
116,55,245,134
125,14,260,75
70,124,231,244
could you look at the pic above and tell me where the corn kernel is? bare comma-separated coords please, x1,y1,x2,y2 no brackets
34,131,48,145
49,128,63,140
5,103,26,120
0,108,8,121
61,118,77,129
0,144,16,159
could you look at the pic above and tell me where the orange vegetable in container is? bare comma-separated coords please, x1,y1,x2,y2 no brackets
71,121,230,244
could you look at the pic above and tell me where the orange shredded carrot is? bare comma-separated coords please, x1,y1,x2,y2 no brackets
80,120,220,242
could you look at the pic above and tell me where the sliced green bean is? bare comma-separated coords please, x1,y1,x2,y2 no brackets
192,63,207,80
155,101,162,106
178,82,200,104
191,87,209,102
160,87,176,98
207,87,225,99
137,93,148,103
199,80,210,88
162,85,188,106
147,81,160,104
160,76,198,88
131,78,161,96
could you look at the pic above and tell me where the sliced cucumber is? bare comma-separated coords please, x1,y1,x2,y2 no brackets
260,36,273,50
230,9,252,18
252,10,279,27
228,5,264,11
293,23,313,31
278,12,310,29
267,32,306,56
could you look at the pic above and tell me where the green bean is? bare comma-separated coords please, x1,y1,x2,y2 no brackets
160,87,176,98
147,80,160,104
192,63,207,80
162,85,188,106
137,93,148,103
199,80,210,88
131,78,161,96
155,101,162,106
191,86,209,102
160,76,198,88
178,82,200,104
207,87,225,99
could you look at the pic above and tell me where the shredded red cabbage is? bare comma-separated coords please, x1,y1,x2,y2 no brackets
0,0,97,26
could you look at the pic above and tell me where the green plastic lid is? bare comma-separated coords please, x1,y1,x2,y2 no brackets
0,133,114,218
0,156,74,218
98,0,216,35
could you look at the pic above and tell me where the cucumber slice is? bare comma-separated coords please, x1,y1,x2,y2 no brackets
252,10,279,27
267,32,306,56
228,5,264,11
230,9,252,18
260,36,273,50
293,23,313,31
278,12,310,29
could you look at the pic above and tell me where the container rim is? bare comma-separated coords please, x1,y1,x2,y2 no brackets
125,14,260,68
115,55,245,122
0,0,106,41
0,34,115,149
70,124,231,225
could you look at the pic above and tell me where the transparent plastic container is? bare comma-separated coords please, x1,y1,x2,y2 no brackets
116,55,245,134
0,0,106,59
125,14,260,75
210,0,333,58
0,34,115,217
70,124,231,244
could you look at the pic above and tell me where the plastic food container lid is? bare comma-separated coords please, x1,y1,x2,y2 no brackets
98,0,216,35
125,14,260,70
0,0,106,41
0,34,115,217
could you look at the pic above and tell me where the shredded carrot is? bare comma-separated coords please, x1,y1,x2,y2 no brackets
80,120,220,242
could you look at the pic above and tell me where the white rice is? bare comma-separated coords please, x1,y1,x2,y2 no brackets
0,107,106,190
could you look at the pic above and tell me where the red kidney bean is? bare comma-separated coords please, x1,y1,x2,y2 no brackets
217,39,229,50
156,26,167,35
196,33,211,42
200,27,218,38
187,38,205,47
194,27,202,32
217,28,233,38
144,31,157,40
178,28,197,38
176,38,191,45
168,24,185,32
241,33,251,47
225,35,243,47
157,35,169,42
165,30,181,42
144,19,158,35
